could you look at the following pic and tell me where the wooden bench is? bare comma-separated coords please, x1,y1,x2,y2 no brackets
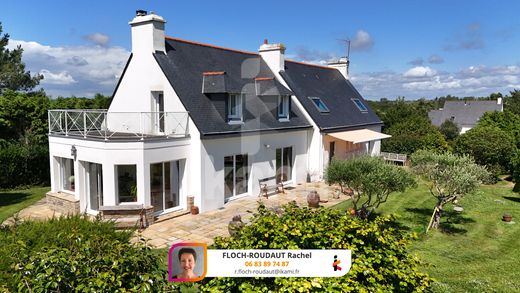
258,176,285,199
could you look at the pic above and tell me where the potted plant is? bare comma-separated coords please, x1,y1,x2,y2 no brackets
307,190,320,208
503,213,513,222
68,175,75,191
130,183,137,202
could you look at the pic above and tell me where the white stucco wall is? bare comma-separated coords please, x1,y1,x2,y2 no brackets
107,49,188,135
199,130,308,212
49,136,191,212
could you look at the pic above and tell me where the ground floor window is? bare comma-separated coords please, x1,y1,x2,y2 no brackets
224,154,249,201
58,157,75,192
116,165,137,203
276,147,293,183
150,161,180,213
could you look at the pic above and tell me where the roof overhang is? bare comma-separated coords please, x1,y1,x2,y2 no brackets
327,129,391,144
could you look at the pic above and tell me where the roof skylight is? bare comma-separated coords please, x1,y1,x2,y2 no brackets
352,98,368,112
309,97,330,113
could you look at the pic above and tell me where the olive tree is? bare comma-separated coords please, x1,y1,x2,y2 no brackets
325,156,416,219
411,150,490,231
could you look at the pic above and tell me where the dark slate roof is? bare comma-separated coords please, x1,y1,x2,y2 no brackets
280,61,382,132
154,38,310,138
428,100,503,127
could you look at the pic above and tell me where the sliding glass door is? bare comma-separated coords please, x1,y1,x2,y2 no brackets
224,154,249,202
150,161,180,214
87,162,103,212
276,147,293,183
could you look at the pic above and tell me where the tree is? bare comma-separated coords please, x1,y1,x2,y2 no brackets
0,90,49,144
201,202,433,292
438,119,459,141
325,156,416,219
478,110,520,148
383,116,449,155
0,22,42,93
411,150,489,231
454,125,516,176
504,89,520,116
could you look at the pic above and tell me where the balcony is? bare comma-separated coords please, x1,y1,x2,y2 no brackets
48,110,190,141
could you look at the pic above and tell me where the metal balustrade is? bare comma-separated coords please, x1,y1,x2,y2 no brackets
48,110,189,140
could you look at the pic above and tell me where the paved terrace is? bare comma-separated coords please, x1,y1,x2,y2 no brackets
4,182,349,248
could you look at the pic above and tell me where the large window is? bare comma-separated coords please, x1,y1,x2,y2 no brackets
116,165,137,203
224,154,249,201
152,91,165,133
278,95,290,121
150,161,180,213
59,157,75,192
276,147,293,183
227,94,243,122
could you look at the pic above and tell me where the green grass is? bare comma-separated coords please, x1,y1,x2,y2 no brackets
333,180,520,292
0,186,49,222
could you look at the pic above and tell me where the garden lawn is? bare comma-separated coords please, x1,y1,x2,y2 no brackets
333,180,520,292
0,186,48,222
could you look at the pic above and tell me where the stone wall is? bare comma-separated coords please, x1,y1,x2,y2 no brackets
100,205,155,228
46,192,80,215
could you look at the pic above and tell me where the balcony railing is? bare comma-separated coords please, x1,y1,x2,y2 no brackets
48,110,189,140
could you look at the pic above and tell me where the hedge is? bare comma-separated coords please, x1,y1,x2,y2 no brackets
0,142,49,189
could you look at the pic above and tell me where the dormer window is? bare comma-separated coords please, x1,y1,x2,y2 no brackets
228,93,243,123
309,97,329,113
352,98,368,112
278,95,290,121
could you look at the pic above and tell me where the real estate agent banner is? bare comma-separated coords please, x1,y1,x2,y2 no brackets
206,249,351,277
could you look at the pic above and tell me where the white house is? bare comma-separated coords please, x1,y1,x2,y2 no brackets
46,10,389,226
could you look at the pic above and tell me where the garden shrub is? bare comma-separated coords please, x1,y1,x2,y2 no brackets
454,125,516,178
0,215,170,292
325,156,416,218
0,142,49,189
199,202,433,292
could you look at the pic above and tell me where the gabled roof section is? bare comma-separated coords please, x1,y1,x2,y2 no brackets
280,60,382,132
428,100,503,127
154,38,310,138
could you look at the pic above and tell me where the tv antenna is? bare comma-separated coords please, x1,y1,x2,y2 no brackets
337,38,351,59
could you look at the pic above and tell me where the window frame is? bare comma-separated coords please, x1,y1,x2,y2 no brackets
351,98,368,112
309,97,330,113
278,95,290,121
116,164,138,204
227,93,244,123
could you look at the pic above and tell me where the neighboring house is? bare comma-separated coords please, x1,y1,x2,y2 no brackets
46,11,388,224
428,99,503,134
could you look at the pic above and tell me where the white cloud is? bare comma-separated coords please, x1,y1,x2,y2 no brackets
8,39,129,97
351,64,520,100
39,69,77,85
403,66,437,77
83,33,110,46
351,30,374,51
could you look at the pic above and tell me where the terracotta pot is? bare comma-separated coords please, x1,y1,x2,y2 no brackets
307,191,320,208
503,214,512,222
348,208,357,216
191,206,199,215
228,215,244,237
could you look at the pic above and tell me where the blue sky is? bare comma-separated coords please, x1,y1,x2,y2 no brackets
2,1,520,99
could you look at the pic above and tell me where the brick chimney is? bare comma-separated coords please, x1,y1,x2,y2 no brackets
129,10,166,54
259,39,286,73
328,57,350,80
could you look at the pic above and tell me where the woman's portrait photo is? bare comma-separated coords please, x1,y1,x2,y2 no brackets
170,244,206,282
